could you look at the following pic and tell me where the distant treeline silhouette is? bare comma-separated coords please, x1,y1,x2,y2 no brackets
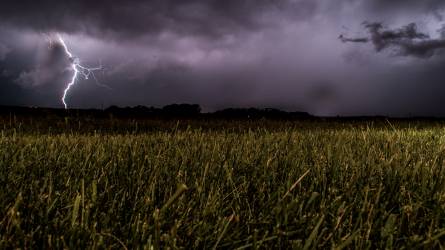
0,104,313,120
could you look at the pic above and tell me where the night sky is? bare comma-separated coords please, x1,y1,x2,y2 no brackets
1,0,445,116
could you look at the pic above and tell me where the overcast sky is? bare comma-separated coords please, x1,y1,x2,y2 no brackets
1,0,445,116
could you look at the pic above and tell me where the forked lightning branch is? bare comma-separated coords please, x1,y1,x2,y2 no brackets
57,34,108,109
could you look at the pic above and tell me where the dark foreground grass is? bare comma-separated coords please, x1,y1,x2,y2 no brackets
1,119,445,248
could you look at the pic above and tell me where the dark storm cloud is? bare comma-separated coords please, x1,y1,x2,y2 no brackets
0,0,317,40
365,23,430,50
338,35,369,43
341,22,445,58
367,0,445,11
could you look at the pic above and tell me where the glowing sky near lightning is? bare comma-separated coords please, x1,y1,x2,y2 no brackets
1,0,445,116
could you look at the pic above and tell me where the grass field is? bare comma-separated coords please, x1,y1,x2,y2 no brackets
1,117,445,248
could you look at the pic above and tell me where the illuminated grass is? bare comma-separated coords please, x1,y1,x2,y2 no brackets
1,120,445,248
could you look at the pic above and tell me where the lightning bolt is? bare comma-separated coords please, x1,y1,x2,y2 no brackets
57,34,108,109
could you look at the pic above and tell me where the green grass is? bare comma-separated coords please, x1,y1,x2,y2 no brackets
1,118,445,248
